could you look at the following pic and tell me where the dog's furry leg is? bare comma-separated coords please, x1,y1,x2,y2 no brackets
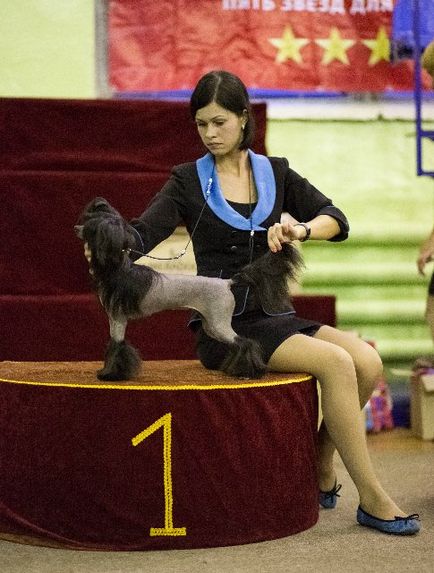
220,336,267,379
97,339,142,381
97,338,142,381
97,315,142,381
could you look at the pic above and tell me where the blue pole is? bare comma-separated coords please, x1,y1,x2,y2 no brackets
413,0,434,177
413,0,423,176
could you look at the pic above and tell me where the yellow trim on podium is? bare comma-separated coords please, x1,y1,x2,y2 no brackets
0,375,311,391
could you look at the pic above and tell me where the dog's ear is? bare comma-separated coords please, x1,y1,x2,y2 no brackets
74,225,84,239
92,218,127,269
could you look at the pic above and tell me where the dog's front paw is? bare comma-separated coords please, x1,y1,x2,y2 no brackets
99,339,142,381
97,367,128,381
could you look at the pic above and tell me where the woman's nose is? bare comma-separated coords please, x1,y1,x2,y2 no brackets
205,124,217,138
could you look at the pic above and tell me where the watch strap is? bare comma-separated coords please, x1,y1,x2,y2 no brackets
294,222,311,242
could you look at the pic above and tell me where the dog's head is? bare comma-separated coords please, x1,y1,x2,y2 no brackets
75,198,135,272
75,197,122,232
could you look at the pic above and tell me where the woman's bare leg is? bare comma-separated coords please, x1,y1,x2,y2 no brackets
425,294,434,344
313,326,383,491
268,333,406,519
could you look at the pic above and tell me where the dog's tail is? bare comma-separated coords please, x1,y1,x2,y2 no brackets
231,243,304,314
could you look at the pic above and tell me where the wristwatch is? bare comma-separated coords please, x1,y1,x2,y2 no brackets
294,223,311,242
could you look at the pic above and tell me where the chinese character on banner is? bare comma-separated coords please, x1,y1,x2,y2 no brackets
109,0,431,95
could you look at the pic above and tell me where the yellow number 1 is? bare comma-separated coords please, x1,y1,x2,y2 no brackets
132,413,187,537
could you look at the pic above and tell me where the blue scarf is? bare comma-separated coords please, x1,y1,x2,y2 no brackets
196,149,276,231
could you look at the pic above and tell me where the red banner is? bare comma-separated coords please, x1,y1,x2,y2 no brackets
109,0,426,94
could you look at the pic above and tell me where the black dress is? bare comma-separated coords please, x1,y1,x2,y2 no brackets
195,200,322,368
131,153,349,368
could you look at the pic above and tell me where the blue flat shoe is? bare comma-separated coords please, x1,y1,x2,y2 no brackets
319,480,342,509
357,506,420,535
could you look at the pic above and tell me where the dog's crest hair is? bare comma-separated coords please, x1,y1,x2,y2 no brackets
76,198,160,318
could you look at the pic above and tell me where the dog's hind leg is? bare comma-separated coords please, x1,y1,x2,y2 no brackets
220,336,267,379
206,325,267,380
201,295,267,380
97,316,142,381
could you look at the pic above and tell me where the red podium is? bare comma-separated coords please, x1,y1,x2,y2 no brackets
0,361,318,550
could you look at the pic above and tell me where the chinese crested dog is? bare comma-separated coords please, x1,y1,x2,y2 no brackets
75,198,303,381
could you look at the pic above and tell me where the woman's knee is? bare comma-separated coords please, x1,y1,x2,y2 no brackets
316,326,383,387
268,333,359,381
353,341,383,386
309,344,357,382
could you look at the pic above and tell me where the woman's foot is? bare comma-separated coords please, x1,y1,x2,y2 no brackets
358,486,421,536
359,489,409,521
357,506,420,535
319,469,341,509
319,479,342,509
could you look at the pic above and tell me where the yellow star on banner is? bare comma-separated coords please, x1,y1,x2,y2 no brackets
269,26,309,64
315,27,355,65
362,26,390,66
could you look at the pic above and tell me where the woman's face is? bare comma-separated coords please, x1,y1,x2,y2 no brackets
194,101,246,157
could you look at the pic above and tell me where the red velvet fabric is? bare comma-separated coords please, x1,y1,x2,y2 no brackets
0,361,318,550
0,294,335,361
0,100,325,550
0,98,266,296
0,171,172,295
0,97,266,358
0,97,335,362
0,98,266,173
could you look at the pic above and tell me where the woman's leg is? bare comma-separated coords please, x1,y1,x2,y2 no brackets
425,294,434,344
268,333,406,519
313,326,383,492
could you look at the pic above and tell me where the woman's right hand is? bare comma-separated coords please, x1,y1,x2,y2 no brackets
267,222,305,252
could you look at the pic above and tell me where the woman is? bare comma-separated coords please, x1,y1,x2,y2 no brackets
417,225,434,344
129,71,420,535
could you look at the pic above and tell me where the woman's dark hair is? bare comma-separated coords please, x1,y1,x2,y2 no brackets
190,70,255,150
